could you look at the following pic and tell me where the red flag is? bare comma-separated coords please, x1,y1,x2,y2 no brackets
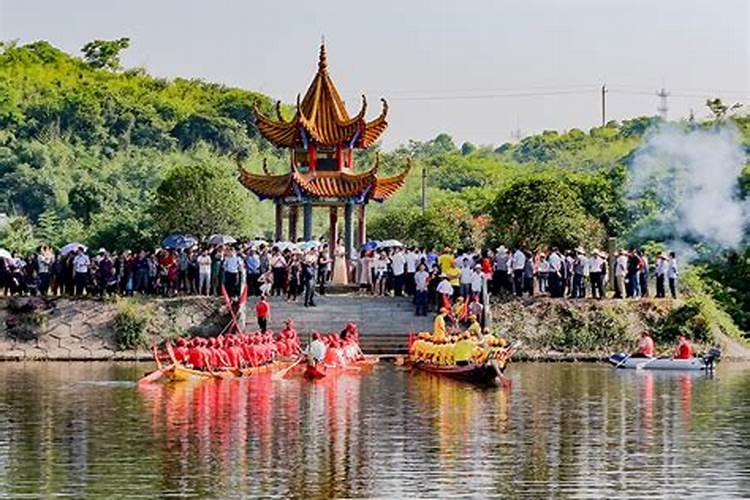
238,282,248,309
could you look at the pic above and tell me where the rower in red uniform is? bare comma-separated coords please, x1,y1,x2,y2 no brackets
223,336,239,368
675,334,693,359
187,338,206,369
173,337,189,363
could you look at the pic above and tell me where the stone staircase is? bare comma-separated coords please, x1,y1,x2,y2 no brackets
253,294,433,355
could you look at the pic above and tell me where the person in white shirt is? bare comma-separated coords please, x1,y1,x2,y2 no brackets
436,274,454,308
414,263,430,316
614,250,628,298
459,257,473,298
391,248,406,296
197,250,212,296
470,264,483,300
308,332,327,364
511,248,526,297
546,248,563,297
667,251,678,299
588,251,605,299
493,246,510,294
537,254,550,294
405,248,418,296
222,248,243,298
36,246,53,296
73,247,90,296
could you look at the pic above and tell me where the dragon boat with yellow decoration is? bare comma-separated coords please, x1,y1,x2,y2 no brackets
406,331,515,387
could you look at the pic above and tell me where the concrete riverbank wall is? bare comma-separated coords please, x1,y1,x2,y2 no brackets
0,295,748,361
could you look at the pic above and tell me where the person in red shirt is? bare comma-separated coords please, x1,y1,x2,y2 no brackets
256,296,270,333
675,334,693,359
173,337,189,363
633,331,655,358
187,338,205,369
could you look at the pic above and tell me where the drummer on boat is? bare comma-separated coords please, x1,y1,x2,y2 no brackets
433,307,449,343
308,332,327,365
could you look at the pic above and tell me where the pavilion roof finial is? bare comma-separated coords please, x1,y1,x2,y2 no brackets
318,37,328,72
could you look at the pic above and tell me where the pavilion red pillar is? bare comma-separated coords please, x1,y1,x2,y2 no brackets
329,206,338,260
357,204,367,247
274,203,283,242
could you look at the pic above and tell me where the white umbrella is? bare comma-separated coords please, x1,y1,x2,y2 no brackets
297,240,321,251
0,249,11,259
379,239,404,248
248,239,268,248
60,242,87,256
271,241,296,252
207,234,237,246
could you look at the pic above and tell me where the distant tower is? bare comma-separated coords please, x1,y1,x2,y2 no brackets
656,87,670,120
510,118,522,142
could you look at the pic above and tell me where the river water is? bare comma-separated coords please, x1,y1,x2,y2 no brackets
0,362,748,499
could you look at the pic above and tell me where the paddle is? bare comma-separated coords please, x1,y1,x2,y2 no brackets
614,353,632,369
137,364,173,385
273,356,305,380
636,353,667,370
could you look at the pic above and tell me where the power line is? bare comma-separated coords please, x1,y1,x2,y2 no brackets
389,88,598,101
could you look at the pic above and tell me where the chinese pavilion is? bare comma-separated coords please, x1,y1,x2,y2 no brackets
239,43,410,262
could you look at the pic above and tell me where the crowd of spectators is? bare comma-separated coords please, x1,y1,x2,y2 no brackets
0,241,679,310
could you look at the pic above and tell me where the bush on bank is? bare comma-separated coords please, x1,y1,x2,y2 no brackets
113,298,153,350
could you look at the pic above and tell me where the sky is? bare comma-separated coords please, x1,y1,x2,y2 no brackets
1,0,748,149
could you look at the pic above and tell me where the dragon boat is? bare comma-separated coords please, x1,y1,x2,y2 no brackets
406,332,514,387
287,329,379,381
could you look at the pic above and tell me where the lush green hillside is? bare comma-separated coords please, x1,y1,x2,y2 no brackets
0,39,289,248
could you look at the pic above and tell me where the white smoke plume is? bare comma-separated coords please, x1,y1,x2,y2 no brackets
628,124,749,253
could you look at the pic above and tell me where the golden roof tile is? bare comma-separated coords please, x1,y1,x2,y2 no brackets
255,44,388,148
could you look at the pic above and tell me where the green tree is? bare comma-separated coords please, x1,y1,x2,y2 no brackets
81,38,131,70
69,181,110,223
152,161,253,239
0,215,37,253
488,174,606,251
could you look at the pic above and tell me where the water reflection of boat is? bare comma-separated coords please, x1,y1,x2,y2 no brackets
135,365,367,498
295,355,379,381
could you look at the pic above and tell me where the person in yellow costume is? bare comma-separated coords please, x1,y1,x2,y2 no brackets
466,314,482,340
453,331,475,366
432,307,449,343
445,259,461,295
411,332,430,360
438,247,454,274
452,297,465,326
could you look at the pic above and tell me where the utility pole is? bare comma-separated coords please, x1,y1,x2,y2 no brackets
656,87,670,120
601,83,607,126
421,161,427,213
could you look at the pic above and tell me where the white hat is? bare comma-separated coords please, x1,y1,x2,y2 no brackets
98,248,106,254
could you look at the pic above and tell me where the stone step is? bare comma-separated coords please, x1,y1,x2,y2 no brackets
242,294,430,354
